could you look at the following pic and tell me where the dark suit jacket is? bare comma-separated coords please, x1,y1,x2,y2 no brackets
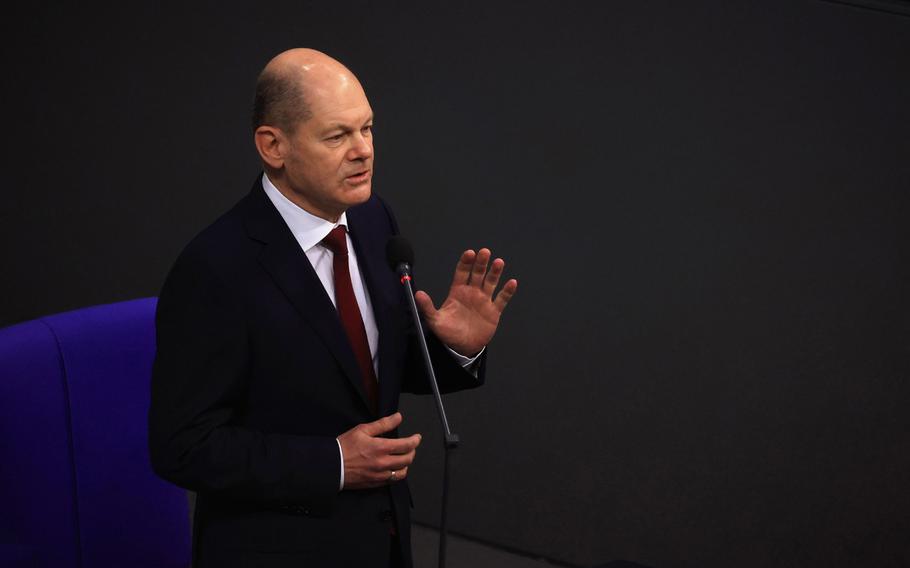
149,177,483,568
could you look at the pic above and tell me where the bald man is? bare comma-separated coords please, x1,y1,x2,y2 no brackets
149,49,516,568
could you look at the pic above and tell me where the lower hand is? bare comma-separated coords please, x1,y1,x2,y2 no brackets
337,412,422,490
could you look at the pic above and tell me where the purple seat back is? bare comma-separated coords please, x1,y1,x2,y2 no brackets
0,298,190,567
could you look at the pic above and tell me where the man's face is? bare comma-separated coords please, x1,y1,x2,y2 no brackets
281,78,374,221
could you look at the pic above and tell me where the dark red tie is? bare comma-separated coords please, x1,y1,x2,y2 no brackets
321,226,379,413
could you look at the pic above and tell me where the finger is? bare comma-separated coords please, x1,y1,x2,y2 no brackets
483,258,505,292
379,449,416,471
470,248,491,286
372,469,396,485
414,291,438,322
383,433,422,455
493,279,518,312
453,250,475,285
360,412,403,437
384,466,409,484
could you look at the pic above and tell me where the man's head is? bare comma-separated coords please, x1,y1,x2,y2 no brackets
253,48,374,222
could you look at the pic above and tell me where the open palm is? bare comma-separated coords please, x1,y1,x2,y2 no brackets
414,248,518,356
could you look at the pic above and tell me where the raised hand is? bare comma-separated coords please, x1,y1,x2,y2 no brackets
414,248,518,356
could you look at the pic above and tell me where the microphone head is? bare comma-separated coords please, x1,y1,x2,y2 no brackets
386,236,415,271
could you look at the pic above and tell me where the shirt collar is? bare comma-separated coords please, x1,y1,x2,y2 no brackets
261,172,348,252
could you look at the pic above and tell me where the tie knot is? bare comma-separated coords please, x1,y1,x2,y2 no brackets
322,226,348,256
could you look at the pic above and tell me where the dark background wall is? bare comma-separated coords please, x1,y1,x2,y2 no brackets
2,2,908,567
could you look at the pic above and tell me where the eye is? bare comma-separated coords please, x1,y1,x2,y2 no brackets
361,125,373,135
327,133,345,142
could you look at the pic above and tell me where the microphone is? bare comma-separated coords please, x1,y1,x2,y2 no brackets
385,235,458,568
385,235,415,279
385,236,457,446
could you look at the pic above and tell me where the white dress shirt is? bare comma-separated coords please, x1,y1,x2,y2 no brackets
261,174,479,490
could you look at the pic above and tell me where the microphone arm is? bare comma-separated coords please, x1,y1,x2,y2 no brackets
392,256,460,568
394,262,460,448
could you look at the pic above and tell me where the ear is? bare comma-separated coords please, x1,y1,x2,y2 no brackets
254,126,286,170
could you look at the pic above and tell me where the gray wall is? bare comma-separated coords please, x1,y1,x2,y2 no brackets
2,2,908,567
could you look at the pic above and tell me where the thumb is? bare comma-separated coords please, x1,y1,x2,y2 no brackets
414,291,438,321
361,412,403,437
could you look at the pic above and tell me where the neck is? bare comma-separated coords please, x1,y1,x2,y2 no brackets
265,171,342,223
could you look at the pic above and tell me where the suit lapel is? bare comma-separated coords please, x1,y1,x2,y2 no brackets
242,181,375,415
348,205,403,416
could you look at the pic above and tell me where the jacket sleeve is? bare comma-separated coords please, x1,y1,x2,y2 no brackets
400,331,487,395
148,247,339,516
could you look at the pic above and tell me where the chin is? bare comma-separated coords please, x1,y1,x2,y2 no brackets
344,182,372,205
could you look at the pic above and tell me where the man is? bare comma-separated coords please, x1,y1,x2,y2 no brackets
149,48,517,568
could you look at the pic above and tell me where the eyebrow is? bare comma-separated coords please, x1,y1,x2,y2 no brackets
322,115,375,134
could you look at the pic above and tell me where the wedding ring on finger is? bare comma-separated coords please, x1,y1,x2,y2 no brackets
389,470,397,482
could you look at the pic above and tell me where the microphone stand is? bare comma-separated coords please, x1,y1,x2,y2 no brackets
395,265,459,568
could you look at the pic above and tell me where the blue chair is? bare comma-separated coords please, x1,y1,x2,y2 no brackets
0,298,191,567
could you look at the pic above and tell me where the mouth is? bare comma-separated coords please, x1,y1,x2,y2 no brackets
344,169,372,185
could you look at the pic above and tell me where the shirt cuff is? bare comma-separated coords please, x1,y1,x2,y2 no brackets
446,345,485,370
336,438,344,491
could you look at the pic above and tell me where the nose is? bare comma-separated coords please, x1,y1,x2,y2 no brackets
347,131,373,162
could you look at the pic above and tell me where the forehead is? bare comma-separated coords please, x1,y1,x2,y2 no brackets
306,79,373,129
